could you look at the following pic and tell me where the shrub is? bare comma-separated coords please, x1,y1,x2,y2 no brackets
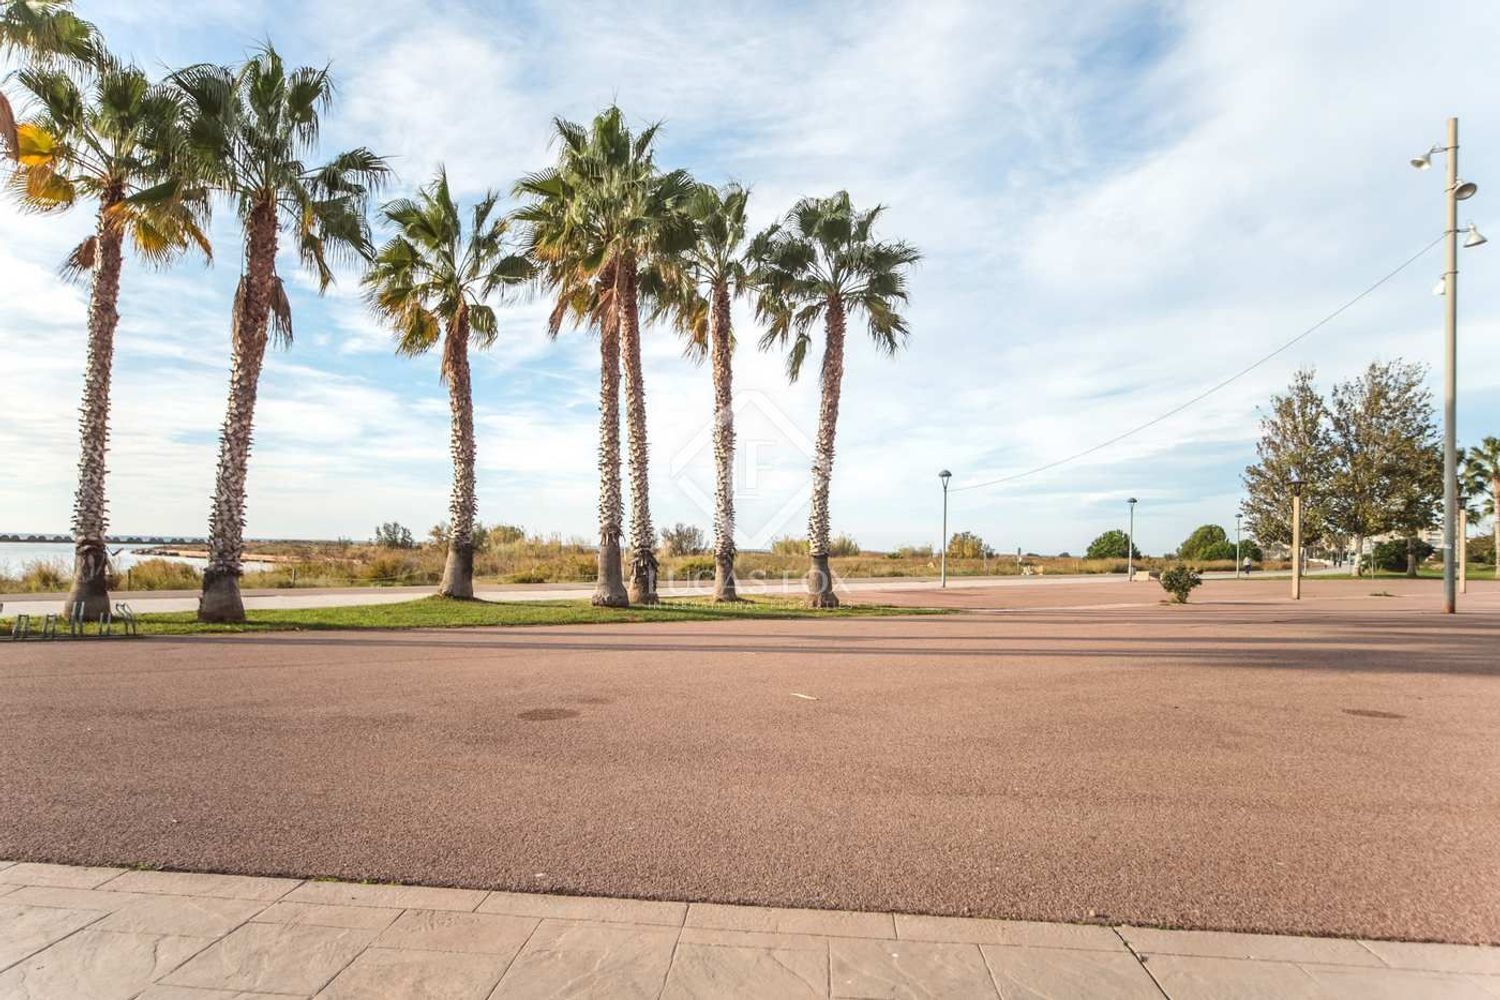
1086,529,1140,560
947,531,986,559
373,522,416,548
111,558,201,590
1159,564,1202,603
671,557,716,580
770,536,808,556
661,523,707,556
889,544,933,559
1372,538,1434,572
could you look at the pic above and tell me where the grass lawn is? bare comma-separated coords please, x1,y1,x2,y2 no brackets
3,595,940,638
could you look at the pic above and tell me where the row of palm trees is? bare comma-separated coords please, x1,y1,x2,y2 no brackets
2,2,921,621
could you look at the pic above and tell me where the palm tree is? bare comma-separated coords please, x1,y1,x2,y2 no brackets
4,53,209,618
1464,437,1500,580
643,182,752,600
514,107,694,605
1,0,96,156
173,46,388,622
751,192,920,607
363,168,529,598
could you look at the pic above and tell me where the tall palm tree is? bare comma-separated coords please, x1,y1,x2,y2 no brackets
751,192,920,607
514,107,694,605
643,182,752,601
173,46,388,622
1464,437,1500,580
4,53,209,617
364,168,529,598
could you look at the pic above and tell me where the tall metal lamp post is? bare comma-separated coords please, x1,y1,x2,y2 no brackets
1126,497,1138,581
1290,477,1304,601
1235,512,1243,579
1412,118,1486,613
939,470,952,588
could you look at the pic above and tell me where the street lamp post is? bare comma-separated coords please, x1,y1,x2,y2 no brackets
1126,497,1138,582
1235,512,1243,579
1290,477,1303,601
939,470,952,588
1412,118,1485,613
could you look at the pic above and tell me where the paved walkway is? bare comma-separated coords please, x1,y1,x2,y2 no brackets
0,568,1346,617
1,861,1496,999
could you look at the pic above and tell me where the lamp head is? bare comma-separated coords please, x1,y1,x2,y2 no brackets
1290,477,1304,497
1464,222,1488,248
1455,178,1479,200
1411,144,1442,170
938,469,952,486
1127,497,1138,506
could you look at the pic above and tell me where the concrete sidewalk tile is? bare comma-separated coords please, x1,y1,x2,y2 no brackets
105,870,302,902
0,862,126,889
96,894,267,938
1470,974,1500,997
1120,926,1385,966
1142,954,1322,999
0,886,14,899
3,885,147,913
688,902,895,940
374,909,537,957
252,901,404,931
478,890,686,927
316,947,508,999
679,926,831,952
981,945,1162,999
830,938,997,999
285,881,485,913
661,941,827,999
1300,962,1494,999
0,929,204,1000
489,919,678,999
0,902,106,971
163,922,377,994
1358,939,1500,974
896,914,1123,951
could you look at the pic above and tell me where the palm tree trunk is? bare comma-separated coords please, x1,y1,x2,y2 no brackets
618,256,657,604
200,202,278,623
63,198,123,619
593,277,629,607
440,307,477,599
710,281,737,601
806,295,846,608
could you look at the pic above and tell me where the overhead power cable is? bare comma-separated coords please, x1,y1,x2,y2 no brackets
949,233,1447,494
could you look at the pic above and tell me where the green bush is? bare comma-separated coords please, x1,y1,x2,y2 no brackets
111,558,202,590
1159,564,1203,603
1086,529,1140,560
1372,538,1434,572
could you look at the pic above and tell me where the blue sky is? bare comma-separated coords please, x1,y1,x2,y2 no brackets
2,0,1498,555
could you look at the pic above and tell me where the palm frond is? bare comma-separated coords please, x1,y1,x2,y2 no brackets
58,233,95,282
268,273,293,347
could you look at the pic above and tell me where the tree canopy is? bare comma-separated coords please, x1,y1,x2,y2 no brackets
1086,529,1140,560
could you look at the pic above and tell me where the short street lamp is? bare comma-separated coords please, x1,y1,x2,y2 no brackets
1126,498,1138,581
939,470,952,588
1289,477,1304,601
1412,118,1486,613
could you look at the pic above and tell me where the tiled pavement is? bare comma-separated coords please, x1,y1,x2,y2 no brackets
0,862,1497,998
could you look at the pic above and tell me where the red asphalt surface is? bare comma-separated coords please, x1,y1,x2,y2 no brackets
1,577,1497,944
